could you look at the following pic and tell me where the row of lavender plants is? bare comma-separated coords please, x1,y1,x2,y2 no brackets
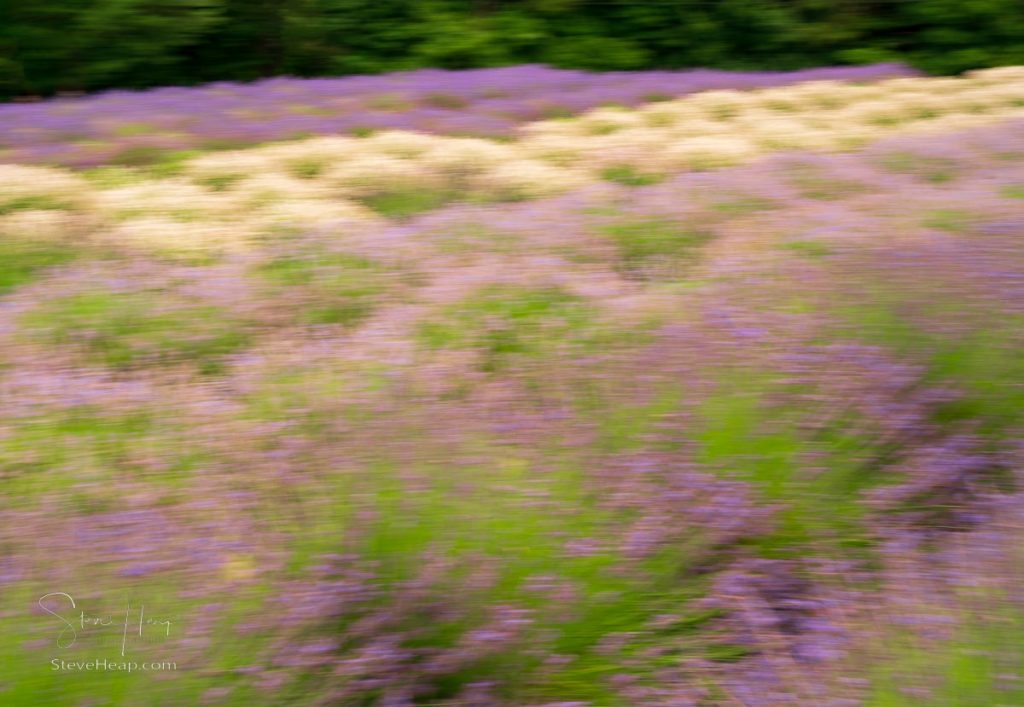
5,68,1022,265
0,112,1022,704
0,64,914,168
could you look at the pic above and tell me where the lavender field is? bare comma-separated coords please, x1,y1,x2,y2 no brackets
0,64,913,169
1,66,1024,706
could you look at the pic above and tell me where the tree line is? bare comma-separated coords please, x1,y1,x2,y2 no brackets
2,0,1023,99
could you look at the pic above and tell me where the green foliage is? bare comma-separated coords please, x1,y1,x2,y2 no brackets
923,209,976,233
1,0,222,95
23,290,249,372
0,194,72,215
877,151,958,184
868,587,1024,705
0,237,77,294
780,238,833,258
710,195,777,215
695,376,882,560
418,284,591,371
1000,184,1024,200
600,165,664,187
257,251,391,327
0,404,208,504
601,218,714,280
359,187,454,219
3,0,1024,98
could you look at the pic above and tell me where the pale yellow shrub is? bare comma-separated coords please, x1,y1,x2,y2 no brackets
0,164,93,211
469,160,588,200
419,138,518,180
962,85,1024,109
965,66,1024,84
576,128,671,170
575,107,646,135
825,124,884,150
950,87,1008,113
747,118,834,151
835,99,913,126
637,104,687,128
323,153,444,198
363,130,441,158
518,133,590,166
667,118,733,138
685,89,752,119
897,94,948,120
255,137,361,176
247,199,379,230
917,77,972,94
786,80,856,109
185,151,277,184
228,173,332,207
0,209,76,240
94,180,235,222
906,113,1014,136
102,216,253,256
517,120,578,140
752,86,812,112
658,136,761,171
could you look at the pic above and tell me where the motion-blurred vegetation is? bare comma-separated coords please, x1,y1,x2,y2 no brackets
2,0,1024,99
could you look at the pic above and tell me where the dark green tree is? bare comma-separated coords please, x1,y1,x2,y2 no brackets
2,0,1024,99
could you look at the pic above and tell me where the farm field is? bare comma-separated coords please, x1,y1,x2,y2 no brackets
1,65,1024,706
0,64,912,168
